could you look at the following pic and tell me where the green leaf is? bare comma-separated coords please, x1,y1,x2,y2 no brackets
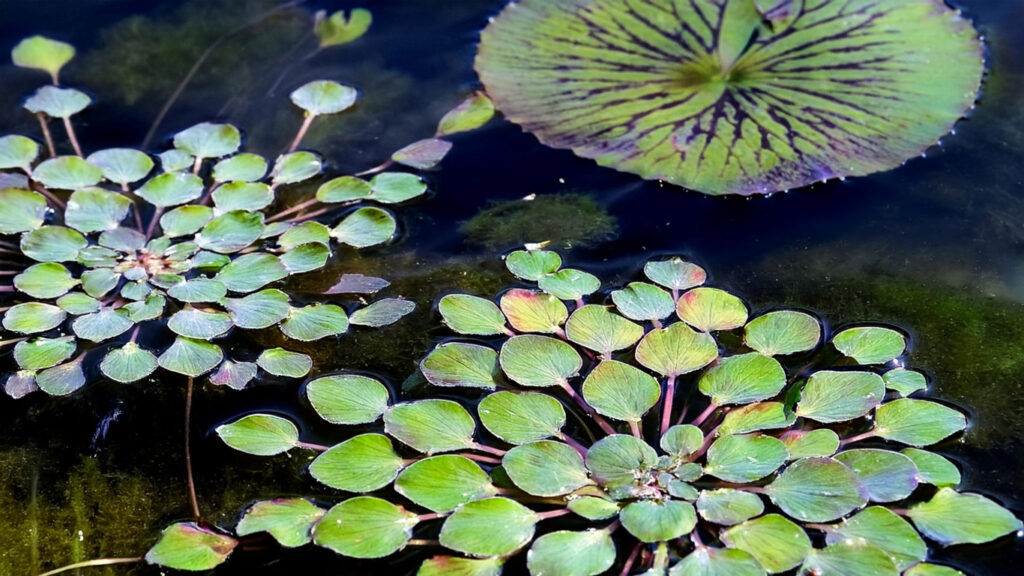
167,308,232,339
279,243,330,274
332,206,396,247
32,156,102,190
392,138,452,170
825,507,926,571
316,176,372,203
209,360,258,390
417,556,504,576
21,225,87,262
213,153,267,182
439,498,538,557
766,457,867,522
349,298,415,327
280,303,349,341
11,36,75,80
499,288,567,334
370,172,428,203
705,434,788,483
503,440,589,497
676,287,748,332
621,500,697,543
216,253,288,292
145,522,236,571
13,336,75,371
722,514,811,573
99,227,145,252
313,497,418,558
439,294,508,335
100,342,158,383
643,258,706,291
173,123,241,159
290,80,358,116
698,353,786,406
800,542,898,576
211,182,274,213
905,565,967,576
56,292,100,315
908,487,1022,545
36,361,86,396
696,489,764,526
222,289,291,328
307,374,389,425
901,448,961,487
611,282,674,321
23,86,90,118
527,529,616,576
396,455,496,512
567,497,620,520
499,335,581,388
158,337,223,376
167,278,227,303
832,326,906,364
64,187,131,233
779,429,840,460
585,434,658,490
216,413,299,456
3,302,66,334
0,135,39,170
582,359,661,422
478,390,565,444
0,188,46,233
136,172,204,207
278,221,331,249
124,294,165,322
883,368,927,397
310,433,404,492
236,498,325,548
437,92,495,136
195,210,264,254
256,348,312,378
636,322,717,379
14,263,78,298
744,310,820,356
505,249,561,281
834,449,918,503
421,342,499,390
538,268,600,300
669,547,765,576
719,402,794,435
317,8,373,47
86,148,153,185
566,305,643,355
660,425,703,457
159,149,193,172
873,399,967,447
795,370,885,423
384,399,476,454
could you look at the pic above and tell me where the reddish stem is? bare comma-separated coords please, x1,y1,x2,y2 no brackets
61,117,83,157
690,402,718,428
660,375,677,436
536,508,571,520
840,430,878,446
267,197,319,223
558,381,616,435
288,114,316,154
36,113,55,157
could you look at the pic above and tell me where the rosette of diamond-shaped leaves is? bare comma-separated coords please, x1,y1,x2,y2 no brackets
202,250,1019,576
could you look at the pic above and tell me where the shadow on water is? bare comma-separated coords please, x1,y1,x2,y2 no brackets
0,0,1023,574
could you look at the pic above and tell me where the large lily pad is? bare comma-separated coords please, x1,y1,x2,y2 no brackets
475,0,984,195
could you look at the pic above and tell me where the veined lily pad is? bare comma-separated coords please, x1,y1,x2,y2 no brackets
704,433,788,483
279,221,330,249
581,360,661,422
145,522,236,571
13,336,76,371
505,249,561,281
215,253,288,292
370,172,428,203
291,80,358,116
236,498,325,548
669,546,763,576
137,172,204,207
722,514,811,573
256,348,312,378
3,302,66,334
14,263,78,298
661,425,703,457
384,399,476,454
57,292,100,315
216,414,299,456
907,487,1022,545
499,335,581,387
883,368,928,397
280,303,349,341
439,498,539,557
696,489,764,526
620,500,697,543
825,507,926,571
24,86,90,118
698,353,785,406
744,310,820,356
332,206,396,248
499,288,568,334
100,342,158,383
36,361,86,396
173,122,241,159
167,308,232,339
159,149,193,172
72,308,134,342
167,278,227,303
635,321,717,377
611,282,674,321
86,148,153,185
478,390,566,444
566,305,643,355
766,457,867,522
799,542,898,576
21,225,87,262
313,497,418,559
901,448,961,487
438,294,509,335
307,374,389,425
33,156,102,189
195,210,264,253
538,268,600,300
310,434,404,492
421,342,500,390
475,0,983,195
718,402,794,435
833,326,906,364
795,371,885,423
527,529,615,576
221,289,291,329
503,440,590,496
213,153,267,182
834,449,919,503
209,361,258,390
568,497,620,521
780,429,840,461
158,337,223,376
676,288,748,332
644,259,706,291
873,399,967,447
64,188,131,233
585,434,658,489
0,188,46,233
349,298,415,327
0,135,39,170
211,182,274,213
395,455,496,513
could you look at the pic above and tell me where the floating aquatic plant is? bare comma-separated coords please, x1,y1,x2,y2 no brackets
0,36,494,396
475,0,985,195
182,250,1020,574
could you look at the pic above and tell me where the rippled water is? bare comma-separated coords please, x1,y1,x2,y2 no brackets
0,0,1022,574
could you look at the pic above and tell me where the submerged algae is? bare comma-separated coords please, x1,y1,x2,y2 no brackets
461,193,617,250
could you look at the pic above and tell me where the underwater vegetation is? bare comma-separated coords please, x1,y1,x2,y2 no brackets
475,0,985,195
192,250,1021,575
461,193,618,250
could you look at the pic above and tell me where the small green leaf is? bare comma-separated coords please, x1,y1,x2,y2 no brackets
719,402,794,435
216,413,299,456
499,288,567,334
799,542,898,576
901,448,961,487
332,206,396,248
478,390,565,444
0,188,46,233
21,225,87,262
499,335,581,388
370,172,428,203
635,322,717,379
13,336,75,371
660,425,704,457
173,123,241,159
256,348,312,378
3,302,66,334
167,308,232,339
439,498,539,557
349,298,415,327
278,221,331,249
611,282,675,321
33,156,102,190
766,457,867,522
437,92,495,136
873,399,967,447
566,305,643,356
36,361,86,396
527,529,616,576
56,292,100,315
64,187,131,233
834,449,918,502
145,522,236,571
23,86,90,118
698,353,786,406
281,303,348,341
290,80,358,116
209,360,258,390
439,294,508,335
124,294,165,322
212,182,274,213
825,507,926,571
417,556,503,576
384,399,476,454
392,138,452,170
503,440,589,496
14,263,78,298
136,172,204,207
236,498,325,548
307,374,389,425
585,434,658,489
11,36,75,80
71,308,134,342
421,342,499,390
396,455,496,512
833,326,906,364
795,370,885,423
159,149,193,172
780,429,840,460
316,176,372,203
0,135,39,170
744,310,820,356
669,546,764,576
313,497,418,558
505,249,561,281
538,268,600,300
908,487,1022,545
158,206,212,237
158,337,223,376
100,342,158,383
696,489,764,525
676,287,747,332
567,497,620,520
221,289,290,328
195,210,264,254
905,565,967,576
167,278,227,303
216,253,288,293
279,242,330,274
621,500,697,543
582,360,661,422
704,434,788,483
722,514,810,573
310,433,404,492
317,7,372,47
883,368,927,397
213,153,267,182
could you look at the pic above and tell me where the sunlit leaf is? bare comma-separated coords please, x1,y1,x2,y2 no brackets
370,172,428,203
23,86,90,118
503,440,589,497
799,542,898,576
316,176,372,203
310,433,404,492
585,434,658,490
290,80,358,116
766,457,867,522
901,448,961,487
256,348,311,378
271,151,322,185
173,122,241,159
14,262,78,298
64,187,131,233
158,337,223,376
56,292,100,315
421,342,500,390
478,390,565,444
194,210,264,254
499,335,581,388
317,8,373,48
145,522,236,571
213,153,267,182
136,171,204,207
621,499,697,543
36,360,86,396
527,529,615,576
11,36,75,80
100,342,158,383
795,370,885,423
834,449,918,502
159,149,193,173
0,188,46,233
437,92,495,136
704,434,788,483
3,302,66,334
505,249,561,281
635,322,717,378
568,497,620,521
392,138,452,170
660,425,703,457
744,310,820,356
825,507,926,571
384,399,476,454
719,402,794,435
722,514,810,573
167,308,232,339
222,289,290,329
883,368,927,397
350,298,415,327
669,546,764,576
0,135,39,170
21,225,87,262
566,305,643,356
907,487,1022,545
13,336,75,371
698,353,785,406
582,360,661,422
211,182,274,213
236,498,325,548
499,288,567,334
216,413,299,456
696,489,764,526
439,498,539,557
832,326,906,364
873,399,967,447
332,206,396,248
215,253,288,293
779,429,840,461
280,303,348,341
396,455,497,513
676,287,747,332
538,268,600,300
313,497,418,558
417,556,504,576
439,293,508,335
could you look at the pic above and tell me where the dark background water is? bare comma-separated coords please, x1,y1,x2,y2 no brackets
0,0,1022,574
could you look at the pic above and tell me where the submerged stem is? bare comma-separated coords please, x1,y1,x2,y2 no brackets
36,557,143,576
184,377,201,522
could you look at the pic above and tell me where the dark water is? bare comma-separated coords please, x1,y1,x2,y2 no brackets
0,0,1022,574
